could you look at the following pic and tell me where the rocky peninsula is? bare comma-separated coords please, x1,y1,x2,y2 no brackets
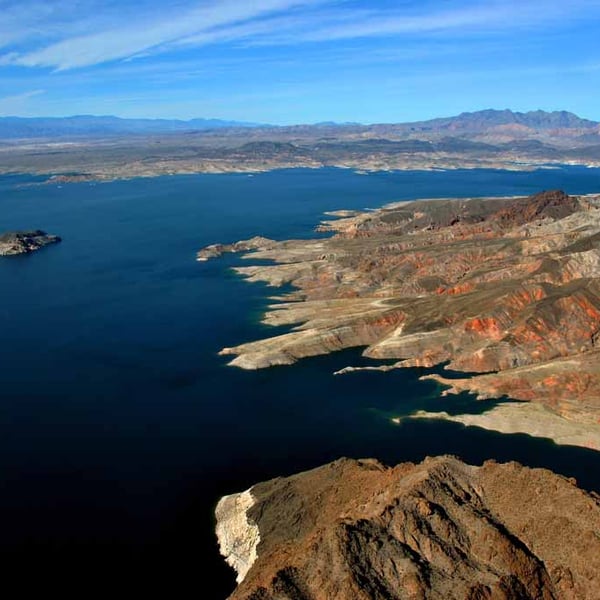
200,190,600,449
0,230,61,256
217,456,600,599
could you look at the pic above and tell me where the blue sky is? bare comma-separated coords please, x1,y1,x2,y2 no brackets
0,0,599,123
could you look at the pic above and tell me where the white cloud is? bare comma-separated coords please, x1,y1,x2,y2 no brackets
1,0,600,71
0,52,20,65
0,89,45,115
258,0,600,44
6,0,323,70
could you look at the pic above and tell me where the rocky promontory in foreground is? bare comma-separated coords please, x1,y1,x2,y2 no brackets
0,230,61,256
200,190,600,448
217,456,600,599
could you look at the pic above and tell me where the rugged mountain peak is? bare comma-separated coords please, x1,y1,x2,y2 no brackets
434,109,597,131
218,456,600,600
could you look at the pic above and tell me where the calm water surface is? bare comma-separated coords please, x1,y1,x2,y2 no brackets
1,167,600,596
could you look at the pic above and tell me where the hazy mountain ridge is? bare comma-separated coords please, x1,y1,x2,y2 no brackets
0,109,597,140
2,109,600,180
0,115,259,139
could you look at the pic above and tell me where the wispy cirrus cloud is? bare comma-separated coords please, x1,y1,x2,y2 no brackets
0,89,45,115
2,0,600,71
2,0,326,70
243,0,600,46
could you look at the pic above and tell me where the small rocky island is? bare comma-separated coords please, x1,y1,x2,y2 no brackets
0,230,61,256
217,456,600,599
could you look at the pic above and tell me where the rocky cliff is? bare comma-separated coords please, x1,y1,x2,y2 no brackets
217,456,600,600
0,230,61,256
200,190,600,447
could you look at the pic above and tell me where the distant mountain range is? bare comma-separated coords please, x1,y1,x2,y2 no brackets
0,109,597,140
0,115,259,139
2,108,600,180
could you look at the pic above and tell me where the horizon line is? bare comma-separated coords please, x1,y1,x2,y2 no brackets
0,107,598,128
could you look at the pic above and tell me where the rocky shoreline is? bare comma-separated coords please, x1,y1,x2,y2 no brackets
199,190,600,449
5,157,600,186
208,189,600,596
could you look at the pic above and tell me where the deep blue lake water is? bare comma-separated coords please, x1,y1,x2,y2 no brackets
2,167,600,597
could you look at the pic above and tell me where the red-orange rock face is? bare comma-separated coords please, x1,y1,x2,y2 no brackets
464,317,505,340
